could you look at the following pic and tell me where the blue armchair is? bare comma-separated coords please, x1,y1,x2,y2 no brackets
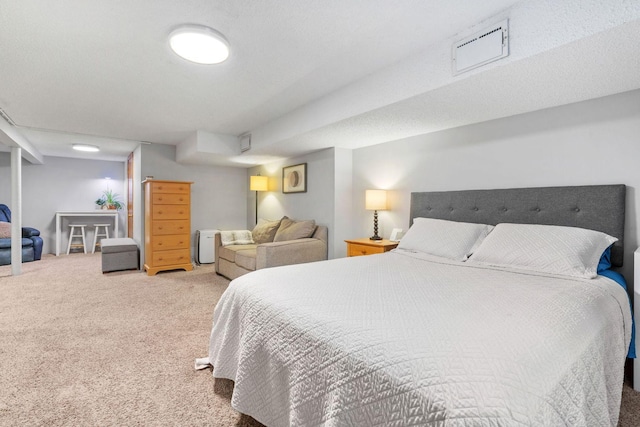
0,204,43,265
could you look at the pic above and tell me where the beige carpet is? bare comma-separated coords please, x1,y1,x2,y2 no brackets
1,255,639,426
0,254,263,426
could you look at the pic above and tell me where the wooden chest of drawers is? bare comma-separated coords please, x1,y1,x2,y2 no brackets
345,238,398,257
143,180,193,276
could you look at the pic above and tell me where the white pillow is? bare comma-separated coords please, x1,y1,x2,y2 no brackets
468,223,617,279
397,218,494,261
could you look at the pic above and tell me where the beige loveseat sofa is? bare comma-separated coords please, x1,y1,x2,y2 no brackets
215,217,328,280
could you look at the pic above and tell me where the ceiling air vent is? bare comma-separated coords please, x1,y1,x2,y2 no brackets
239,133,251,152
452,19,509,75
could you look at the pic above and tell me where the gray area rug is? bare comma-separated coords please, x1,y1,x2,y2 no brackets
1,254,638,426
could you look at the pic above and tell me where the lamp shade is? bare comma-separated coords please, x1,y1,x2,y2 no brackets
365,190,387,210
250,175,269,192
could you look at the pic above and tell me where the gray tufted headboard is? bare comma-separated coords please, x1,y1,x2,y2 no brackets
410,185,626,267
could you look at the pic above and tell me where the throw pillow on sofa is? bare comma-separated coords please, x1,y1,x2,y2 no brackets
220,230,254,246
0,222,10,238
273,217,316,242
252,218,282,244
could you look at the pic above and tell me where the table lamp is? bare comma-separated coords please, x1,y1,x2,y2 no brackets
366,189,387,240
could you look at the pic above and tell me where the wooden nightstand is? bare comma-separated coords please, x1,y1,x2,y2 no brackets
345,238,399,257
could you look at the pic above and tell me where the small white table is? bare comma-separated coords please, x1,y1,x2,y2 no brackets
55,211,119,256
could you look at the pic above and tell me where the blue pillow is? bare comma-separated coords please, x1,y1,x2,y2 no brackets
599,268,636,359
597,247,636,359
597,246,612,273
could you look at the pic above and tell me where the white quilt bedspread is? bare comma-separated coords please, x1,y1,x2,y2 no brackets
203,251,632,426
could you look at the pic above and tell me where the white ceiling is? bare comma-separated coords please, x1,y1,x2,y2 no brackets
1,0,639,166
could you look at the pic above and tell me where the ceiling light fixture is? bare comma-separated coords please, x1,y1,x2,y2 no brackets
72,144,100,152
169,25,230,65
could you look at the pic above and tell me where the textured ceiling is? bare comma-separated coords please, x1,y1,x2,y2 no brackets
0,0,639,165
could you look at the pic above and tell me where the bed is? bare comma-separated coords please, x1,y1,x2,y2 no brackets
198,185,633,426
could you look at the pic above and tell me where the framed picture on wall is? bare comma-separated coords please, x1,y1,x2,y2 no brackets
282,163,307,194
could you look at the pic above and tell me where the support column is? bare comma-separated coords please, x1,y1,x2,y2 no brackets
11,147,22,275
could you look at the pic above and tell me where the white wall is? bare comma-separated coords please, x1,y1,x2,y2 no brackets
353,89,640,287
248,148,353,259
333,148,353,258
0,155,126,254
136,144,247,265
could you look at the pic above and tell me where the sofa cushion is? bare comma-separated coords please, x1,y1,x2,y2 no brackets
219,244,258,263
0,237,33,250
0,243,34,266
235,249,257,271
252,218,282,244
0,222,10,238
274,218,316,242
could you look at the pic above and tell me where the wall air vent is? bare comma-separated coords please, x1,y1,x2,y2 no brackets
452,19,509,75
239,133,251,152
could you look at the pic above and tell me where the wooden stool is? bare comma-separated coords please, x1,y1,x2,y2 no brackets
67,224,87,254
92,223,110,253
